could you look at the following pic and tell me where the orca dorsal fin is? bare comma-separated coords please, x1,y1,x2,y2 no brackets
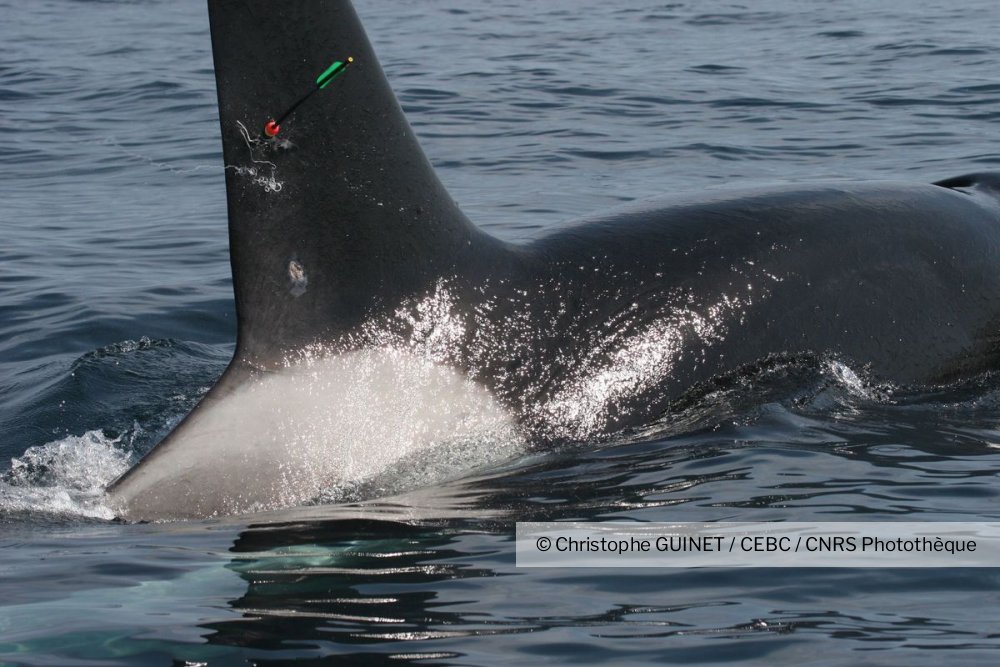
208,0,489,366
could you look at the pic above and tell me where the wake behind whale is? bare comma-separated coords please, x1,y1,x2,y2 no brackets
105,0,1000,520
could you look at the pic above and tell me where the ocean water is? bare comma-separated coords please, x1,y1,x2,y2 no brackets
3,0,1000,664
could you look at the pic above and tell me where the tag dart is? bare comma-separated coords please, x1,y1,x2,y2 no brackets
264,56,354,138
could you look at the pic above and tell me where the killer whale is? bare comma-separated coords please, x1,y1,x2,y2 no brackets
106,0,1000,520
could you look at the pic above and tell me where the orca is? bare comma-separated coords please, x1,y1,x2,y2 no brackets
106,0,1000,520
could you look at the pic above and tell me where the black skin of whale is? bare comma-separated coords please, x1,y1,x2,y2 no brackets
105,0,1000,518
421,176,1000,436
501,177,1000,414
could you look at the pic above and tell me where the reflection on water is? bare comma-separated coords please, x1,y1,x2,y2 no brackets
219,519,509,656
196,443,1000,664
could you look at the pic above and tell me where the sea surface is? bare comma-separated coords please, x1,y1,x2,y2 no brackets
3,0,1000,664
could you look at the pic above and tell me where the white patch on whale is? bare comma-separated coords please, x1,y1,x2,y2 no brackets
109,349,524,520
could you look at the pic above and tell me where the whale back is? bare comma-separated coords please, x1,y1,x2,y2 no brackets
107,1,1000,521
208,0,483,367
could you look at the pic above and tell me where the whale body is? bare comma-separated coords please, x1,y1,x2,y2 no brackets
106,0,1000,520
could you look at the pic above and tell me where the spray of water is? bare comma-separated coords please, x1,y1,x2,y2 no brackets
1,431,132,519
2,276,887,520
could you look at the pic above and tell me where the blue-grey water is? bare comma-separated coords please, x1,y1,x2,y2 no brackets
3,0,1000,664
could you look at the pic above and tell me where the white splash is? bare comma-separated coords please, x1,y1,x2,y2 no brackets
536,295,743,440
335,279,760,441
1,431,132,519
825,360,871,398
394,279,468,363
